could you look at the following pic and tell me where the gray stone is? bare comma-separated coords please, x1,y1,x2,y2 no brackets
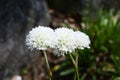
0,0,50,79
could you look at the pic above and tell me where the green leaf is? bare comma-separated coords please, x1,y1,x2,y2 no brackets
60,68,74,76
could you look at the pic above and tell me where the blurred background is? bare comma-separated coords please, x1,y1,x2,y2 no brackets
0,0,120,80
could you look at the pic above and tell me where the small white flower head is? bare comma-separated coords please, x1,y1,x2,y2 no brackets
26,26,55,50
54,27,76,55
74,31,90,49
11,75,22,80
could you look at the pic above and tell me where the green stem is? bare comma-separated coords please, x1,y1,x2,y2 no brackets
43,50,52,80
76,50,79,80
69,53,79,80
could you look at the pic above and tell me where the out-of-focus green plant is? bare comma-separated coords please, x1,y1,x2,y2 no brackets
81,9,120,79
114,77,120,80
53,9,120,80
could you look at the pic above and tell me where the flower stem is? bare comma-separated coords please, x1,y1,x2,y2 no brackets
43,50,52,80
69,53,79,80
75,50,79,80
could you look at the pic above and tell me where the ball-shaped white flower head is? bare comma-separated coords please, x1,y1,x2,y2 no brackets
74,31,90,49
26,26,55,50
54,27,76,55
11,75,22,80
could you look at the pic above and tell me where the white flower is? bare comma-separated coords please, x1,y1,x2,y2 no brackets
26,26,55,50
54,27,76,55
26,26,90,56
11,75,22,80
74,31,90,49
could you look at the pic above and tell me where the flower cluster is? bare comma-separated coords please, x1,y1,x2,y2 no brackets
54,28,76,53
26,26,55,50
26,26,90,56
74,31,90,49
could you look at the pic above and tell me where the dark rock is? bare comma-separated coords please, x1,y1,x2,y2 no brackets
46,0,82,14
0,0,50,79
46,0,120,17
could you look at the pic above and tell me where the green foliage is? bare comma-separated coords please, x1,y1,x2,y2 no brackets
82,9,120,53
81,9,120,79
114,77,120,80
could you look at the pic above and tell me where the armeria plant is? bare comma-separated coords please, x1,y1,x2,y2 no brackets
26,26,90,80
